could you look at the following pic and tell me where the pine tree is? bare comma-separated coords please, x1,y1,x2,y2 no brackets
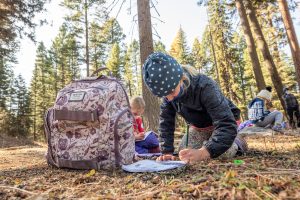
198,27,217,79
205,0,240,102
259,1,298,103
235,0,266,90
124,48,134,97
277,0,300,88
154,41,167,53
198,0,258,111
0,106,10,136
0,57,12,135
3,74,17,135
90,21,106,72
66,33,81,80
106,43,122,79
49,24,80,90
0,58,12,108
124,40,143,97
0,0,47,59
6,73,17,112
13,75,31,136
191,38,203,72
231,33,249,118
245,0,285,109
61,0,106,76
30,64,38,140
169,27,190,65
88,18,126,75
128,40,142,96
99,18,126,60
29,42,53,139
3,74,14,135
243,47,257,100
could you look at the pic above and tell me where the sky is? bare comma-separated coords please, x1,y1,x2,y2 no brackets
14,0,300,85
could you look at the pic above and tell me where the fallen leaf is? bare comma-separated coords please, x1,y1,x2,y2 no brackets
85,169,96,177
14,178,22,185
224,170,237,180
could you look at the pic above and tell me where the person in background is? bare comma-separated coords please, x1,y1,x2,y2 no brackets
282,87,299,129
266,86,272,93
142,52,247,164
265,86,273,109
130,96,160,154
248,89,284,132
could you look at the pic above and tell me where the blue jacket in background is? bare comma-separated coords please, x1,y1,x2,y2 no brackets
158,73,239,158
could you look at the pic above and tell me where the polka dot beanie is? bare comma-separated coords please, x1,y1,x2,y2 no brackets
142,52,183,97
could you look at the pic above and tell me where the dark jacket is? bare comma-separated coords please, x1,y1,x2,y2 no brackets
159,73,239,158
283,93,298,109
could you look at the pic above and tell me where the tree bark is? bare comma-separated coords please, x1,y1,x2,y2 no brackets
137,0,160,132
267,13,288,116
245,0,285,109
235,0,266,91
278,0,300,89
84,0,90,76
207,19,220,85
33,66,37,141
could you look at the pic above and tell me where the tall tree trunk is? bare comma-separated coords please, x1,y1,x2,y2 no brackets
238,61,247,105
84,0,90,77
33,71,37,141
54,62,58,95
137,0,160,132
61,62,65,87
221,32,234,100
245,0,285,109
128,80,132,97
207,20,220,85
235,0,266,91
267,13,288,116
267,11,282,69
94,47,98,71
278,0,300,89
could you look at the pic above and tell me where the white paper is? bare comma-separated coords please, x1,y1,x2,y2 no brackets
135,131,153,141
122,160,186,172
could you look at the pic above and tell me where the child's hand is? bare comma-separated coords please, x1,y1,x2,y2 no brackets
135,132,145,140
156,154,176,161
179,147,210,164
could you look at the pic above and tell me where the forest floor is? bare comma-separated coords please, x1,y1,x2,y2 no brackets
1,132,300,199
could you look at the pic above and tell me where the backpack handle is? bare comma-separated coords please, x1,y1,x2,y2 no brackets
90,67,110,77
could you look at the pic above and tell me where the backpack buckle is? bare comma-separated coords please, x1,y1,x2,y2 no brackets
91,112,95,121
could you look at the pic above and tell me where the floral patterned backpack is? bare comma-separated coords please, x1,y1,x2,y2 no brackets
44,68,135,170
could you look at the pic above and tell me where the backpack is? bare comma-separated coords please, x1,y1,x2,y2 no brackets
44,68,135,170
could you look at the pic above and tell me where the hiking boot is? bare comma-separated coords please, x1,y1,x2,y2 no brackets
234,135,248,156
272,124,284,134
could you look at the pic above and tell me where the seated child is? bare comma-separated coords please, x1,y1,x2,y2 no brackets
130,96,160,154
248,89,284,132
